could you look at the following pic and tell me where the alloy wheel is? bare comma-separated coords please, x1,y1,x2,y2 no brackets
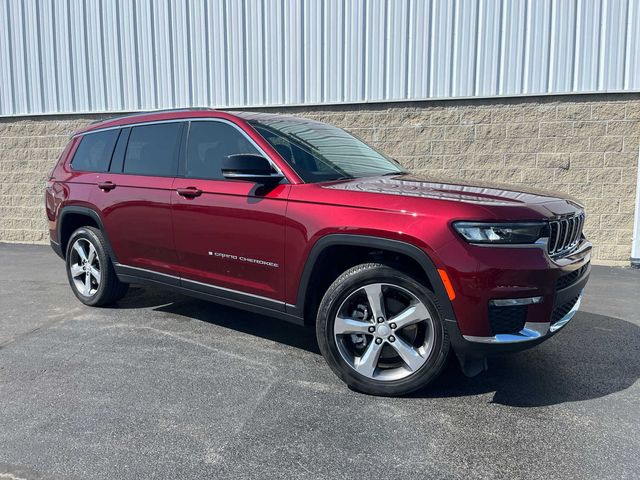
69,238,101,297
333,282,435,381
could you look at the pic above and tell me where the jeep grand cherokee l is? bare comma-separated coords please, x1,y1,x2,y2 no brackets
45,109,590,396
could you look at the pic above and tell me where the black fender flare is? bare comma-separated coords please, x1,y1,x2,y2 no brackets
288,234,456,323
57,206,118,262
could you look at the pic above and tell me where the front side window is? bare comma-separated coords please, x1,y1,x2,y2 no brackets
123,123,182,176
185,121,260,179
71,129,120,172
249,118,405,183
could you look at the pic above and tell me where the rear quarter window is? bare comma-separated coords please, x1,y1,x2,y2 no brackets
71,129,120,172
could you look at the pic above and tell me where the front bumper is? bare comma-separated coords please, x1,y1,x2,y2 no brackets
435,235,591,373
436,234,591,335
462,293,581,344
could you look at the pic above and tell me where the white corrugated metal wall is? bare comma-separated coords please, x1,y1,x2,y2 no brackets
0,0,639,117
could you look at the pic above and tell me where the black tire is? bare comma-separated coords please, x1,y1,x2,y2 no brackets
316,263,449,396
65,226,129,307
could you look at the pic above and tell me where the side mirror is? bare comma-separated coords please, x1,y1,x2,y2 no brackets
221,154,284,184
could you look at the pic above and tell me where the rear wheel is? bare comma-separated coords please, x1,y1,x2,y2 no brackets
65,226,128,306
316,263,449,396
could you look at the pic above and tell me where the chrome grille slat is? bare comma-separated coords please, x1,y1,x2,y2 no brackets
549,222,559,252
569,216,577,246
578,215,585,243
559,221,568,251
571,216,579,247
563,218,571,247
573,216,581,245
548,213,585,258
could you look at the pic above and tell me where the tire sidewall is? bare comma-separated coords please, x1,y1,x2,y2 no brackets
317,264,449,396
65,227,110,306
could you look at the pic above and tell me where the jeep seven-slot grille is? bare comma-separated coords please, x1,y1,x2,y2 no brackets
488,305,528,335
551,295,580,324
548,213,585,258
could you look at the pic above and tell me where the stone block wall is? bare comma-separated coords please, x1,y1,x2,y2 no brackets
0,93,638,265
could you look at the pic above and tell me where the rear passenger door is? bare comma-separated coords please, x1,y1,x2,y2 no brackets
91,122,184,277
171,120,289,307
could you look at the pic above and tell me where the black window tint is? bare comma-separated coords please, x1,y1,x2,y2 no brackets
71,129,120,172
123,123,182,176
253,126,327,174
185,121,260,180
248,119,404,183
108,127,130,173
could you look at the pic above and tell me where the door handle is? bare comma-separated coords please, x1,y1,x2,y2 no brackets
98,181,116,191
176,187,202,198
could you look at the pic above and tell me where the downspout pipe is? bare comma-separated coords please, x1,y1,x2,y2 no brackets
631,145,640,268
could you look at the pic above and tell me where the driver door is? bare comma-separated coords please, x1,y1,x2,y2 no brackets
171,119,290,307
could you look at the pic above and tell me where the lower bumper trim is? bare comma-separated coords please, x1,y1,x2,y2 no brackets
462,294,582,344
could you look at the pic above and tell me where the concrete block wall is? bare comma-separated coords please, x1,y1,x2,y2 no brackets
0,94,638,265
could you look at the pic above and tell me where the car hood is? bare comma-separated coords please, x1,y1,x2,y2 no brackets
323,173,583,212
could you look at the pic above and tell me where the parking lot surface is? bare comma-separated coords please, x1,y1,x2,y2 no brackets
0,243,638,479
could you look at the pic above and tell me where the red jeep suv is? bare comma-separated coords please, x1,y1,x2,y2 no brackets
45,109,590,396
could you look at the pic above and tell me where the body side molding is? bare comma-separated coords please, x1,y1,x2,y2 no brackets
113,263,301,324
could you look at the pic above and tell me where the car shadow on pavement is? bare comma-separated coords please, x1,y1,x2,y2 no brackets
419,312,640,407
117,287,639,407
118,286,321,354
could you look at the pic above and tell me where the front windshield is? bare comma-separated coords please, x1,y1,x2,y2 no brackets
248,118,406,183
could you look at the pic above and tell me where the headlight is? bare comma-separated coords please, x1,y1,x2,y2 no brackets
453,222,547,244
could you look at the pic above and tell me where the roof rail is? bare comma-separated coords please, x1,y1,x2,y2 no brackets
89,107,216,125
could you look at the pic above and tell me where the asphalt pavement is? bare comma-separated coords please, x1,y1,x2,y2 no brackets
0,243,638,480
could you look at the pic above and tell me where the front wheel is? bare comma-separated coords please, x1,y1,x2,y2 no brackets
316,263,449,396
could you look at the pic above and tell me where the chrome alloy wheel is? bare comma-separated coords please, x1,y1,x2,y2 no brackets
69,238,101,297
333,283,435,381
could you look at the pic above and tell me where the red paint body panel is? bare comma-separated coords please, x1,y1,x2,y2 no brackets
90,172,179,275
171,178,290,302
46,109,591,341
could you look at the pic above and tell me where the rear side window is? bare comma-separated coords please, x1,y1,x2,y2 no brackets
123,123,182,176
71,130,120,172
185,121,260,179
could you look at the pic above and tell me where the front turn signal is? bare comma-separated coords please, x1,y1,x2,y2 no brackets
437,268,456,301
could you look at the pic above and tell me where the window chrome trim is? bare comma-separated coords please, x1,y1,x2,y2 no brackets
73,117,288,181
222,172,284,180
72,119,184,137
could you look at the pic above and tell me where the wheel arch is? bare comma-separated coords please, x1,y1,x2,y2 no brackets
290,234,456,325
58,206,117,262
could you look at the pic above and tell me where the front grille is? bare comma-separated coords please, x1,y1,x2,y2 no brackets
489,305,528,335
548,213,585,258
556,263,589,290
551,295,580,324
